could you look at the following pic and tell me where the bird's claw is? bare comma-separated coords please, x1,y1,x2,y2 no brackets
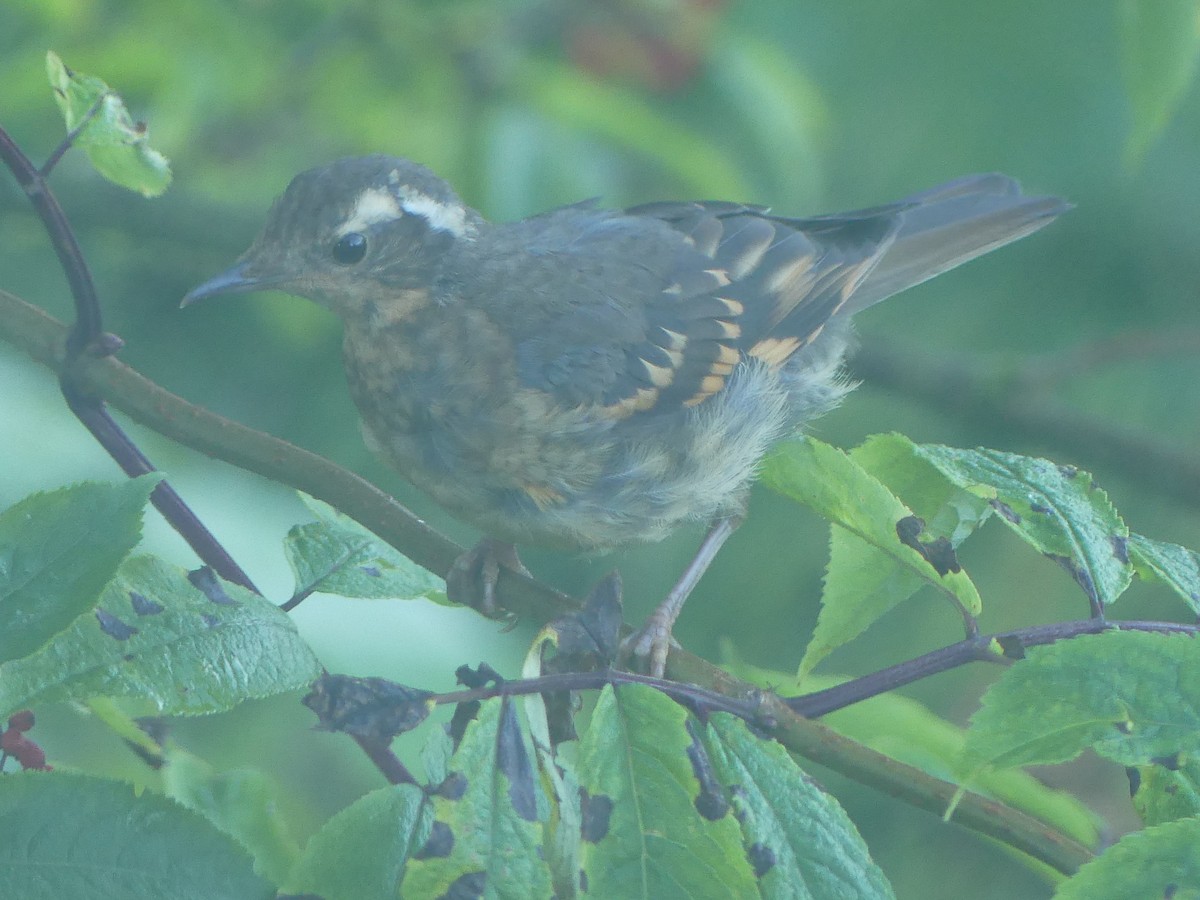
621,612,682,679
446,538,527,623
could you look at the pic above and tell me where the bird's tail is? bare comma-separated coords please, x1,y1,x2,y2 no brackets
842,173,1070,315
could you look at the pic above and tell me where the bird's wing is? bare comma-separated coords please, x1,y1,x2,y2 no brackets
507,175,1066,419
505,201,901,419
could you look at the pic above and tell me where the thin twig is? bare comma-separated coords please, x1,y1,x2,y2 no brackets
787,617,1199,718
39,92,108,179
0,125,257,591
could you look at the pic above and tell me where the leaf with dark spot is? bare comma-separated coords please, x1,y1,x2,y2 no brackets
413,820,454,859
1058,465,1078,479
895,517,961,575
996,635,1027,660
497,698,539,822
128,591,163,615
1150,753,1181,770
448,701,480,749
442,870,486,899
922,536,961,575
894,515,924,545
455,663,503,689
1046,553,1100,608
989,498,1022,524
545,571,623,671
359,565,382,577
435,772,468,801
579,788,613,843
187,567,239,606
686,718,729,821
1030,501,1052,514
1111,535,1130,564
95,608,138,640
1127,767,1142,796
302,672,433,741
747,842,776,878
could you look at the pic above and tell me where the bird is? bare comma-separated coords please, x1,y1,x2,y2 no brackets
184,156,1068,676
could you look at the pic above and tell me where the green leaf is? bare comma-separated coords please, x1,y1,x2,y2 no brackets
1119,0,1200,166
761,438,982,678
704,713,894,899
814,434,994,678
521,632,582,898
285,495,446,603
514,58,751,198
0,477,158,664
964,631,1200,771
45,51,172,196
576,684,758,899
1054,817,1200,899
913,445,1133,609
286,784,431,900
720,645,1101,850
163,749,299,887
1130,757,1200,826
1128,533,1200,615
0,772,274,899
0,555,321,718
403,697,553,899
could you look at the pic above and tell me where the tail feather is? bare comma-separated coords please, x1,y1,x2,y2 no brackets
843,174,1070,315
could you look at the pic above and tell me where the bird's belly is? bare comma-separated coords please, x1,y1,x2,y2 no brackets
350,357,804,552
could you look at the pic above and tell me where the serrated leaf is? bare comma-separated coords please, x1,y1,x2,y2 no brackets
813,434,994,678
163,749,299,887
914,445,1133,609
285,495,446,603
761,438,982,678
0,477,159,664
1130,757,1200,826
577,684,757,899
1119,0,1200,166
965,631,1200,771
720,645,1101,850
285,784,431,900
1054,817,1200,899
1128,533,1200,615
0,555,321,718
703,713,894,899
46,51,172,196
403,697,553,899
0,772,274,899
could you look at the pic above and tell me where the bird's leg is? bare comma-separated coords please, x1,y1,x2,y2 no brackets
624,515,743,677
446,537,529,619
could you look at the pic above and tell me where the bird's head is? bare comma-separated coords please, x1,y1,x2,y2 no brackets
183,155,480,316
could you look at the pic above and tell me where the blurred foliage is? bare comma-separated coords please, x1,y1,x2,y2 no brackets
3,1,1200,898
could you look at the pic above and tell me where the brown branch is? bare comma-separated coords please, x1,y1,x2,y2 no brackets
0,287,1097,871
0,287,573,621
0,125,257,591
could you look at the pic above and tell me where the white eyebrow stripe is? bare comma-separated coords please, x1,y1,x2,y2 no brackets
395,184,473,238
337,187,402,236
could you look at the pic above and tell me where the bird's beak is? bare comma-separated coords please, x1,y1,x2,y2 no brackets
180,261,284,307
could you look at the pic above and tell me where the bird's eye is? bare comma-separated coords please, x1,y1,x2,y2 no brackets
332,232,368,265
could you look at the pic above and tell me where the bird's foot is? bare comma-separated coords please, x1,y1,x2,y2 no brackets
621,611,682,679
446,538,529,620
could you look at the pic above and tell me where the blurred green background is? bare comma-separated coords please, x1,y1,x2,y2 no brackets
3,1,1199,896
